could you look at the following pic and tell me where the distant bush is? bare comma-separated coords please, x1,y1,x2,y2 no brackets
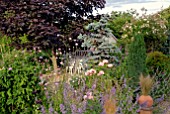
107,11,133,39
146,51,170,73
121,9,168,52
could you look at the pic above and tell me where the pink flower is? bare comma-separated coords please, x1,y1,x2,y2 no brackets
8,67,12,71
88,95,94,100
85,69,96,76
103,59,109,64
89,69,96,74
98,62,104,66
97,70,105,76
90,47,95,51
83,95,87,100
107,64,113,68
85,70,91,76
86,92,94,100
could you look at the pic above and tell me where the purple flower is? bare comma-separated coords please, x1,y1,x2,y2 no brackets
32,90,38,94
60,104,66,114
36,100,42,104
111,87,116,95
78,108,83,113
155,95,164,103
92,83,96,90
136,108,140,113
71,104,77,114
49,106,54,114
41,106,46,114
55,82,59,86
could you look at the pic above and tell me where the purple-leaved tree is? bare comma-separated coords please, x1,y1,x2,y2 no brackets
0,0,106,72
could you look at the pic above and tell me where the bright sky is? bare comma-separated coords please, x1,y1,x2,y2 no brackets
94,0,170,15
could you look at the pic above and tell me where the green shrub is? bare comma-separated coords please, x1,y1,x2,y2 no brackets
146,51,170,73
107,11,133,39
126,34,147,86
0,49,44,113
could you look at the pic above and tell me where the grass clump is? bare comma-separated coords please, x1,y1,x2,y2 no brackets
139,74,154,96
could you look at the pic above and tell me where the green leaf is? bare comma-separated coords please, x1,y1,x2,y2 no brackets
7,99,13,105
7,89,12,97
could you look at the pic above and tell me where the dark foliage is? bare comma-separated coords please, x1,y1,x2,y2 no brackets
0,0,105,51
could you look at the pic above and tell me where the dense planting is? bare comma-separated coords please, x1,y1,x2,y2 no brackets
0,1,170,114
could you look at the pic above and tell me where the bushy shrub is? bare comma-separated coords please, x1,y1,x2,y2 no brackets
107,11,133,39
146,51,170,73
0,49,44,113
121,9,168,52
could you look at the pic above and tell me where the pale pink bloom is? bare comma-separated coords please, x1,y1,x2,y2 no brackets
88,95,94,100
107,64,113,68
89,69,96,74
8,67,12,71
60,61,64,65
103,59,109,64
38,50,42,52
87,92,92,96
98,62,104,66
85,70,91,76
90,47,95,51
87,92,94,100
97,70,105,76
83,95,87,100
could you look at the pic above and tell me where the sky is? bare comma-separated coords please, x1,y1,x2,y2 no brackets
94,0,170,15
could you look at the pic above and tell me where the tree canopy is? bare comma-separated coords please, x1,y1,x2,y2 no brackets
0,0,106,51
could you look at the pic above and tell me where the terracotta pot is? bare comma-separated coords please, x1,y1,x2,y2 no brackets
138,95,153,107
138,95,153,114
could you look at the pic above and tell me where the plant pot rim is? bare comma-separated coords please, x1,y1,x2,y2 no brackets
140,107,153,111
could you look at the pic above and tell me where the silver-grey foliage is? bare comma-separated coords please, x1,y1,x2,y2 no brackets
78,15,121,64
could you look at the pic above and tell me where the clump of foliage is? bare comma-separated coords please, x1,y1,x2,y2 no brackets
121,9,168,52
107,10,133,39
126,34,147,86
0,48,44,113
78,15,121,64
159,6,170,55
146,51,170,73
151,71,170,101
